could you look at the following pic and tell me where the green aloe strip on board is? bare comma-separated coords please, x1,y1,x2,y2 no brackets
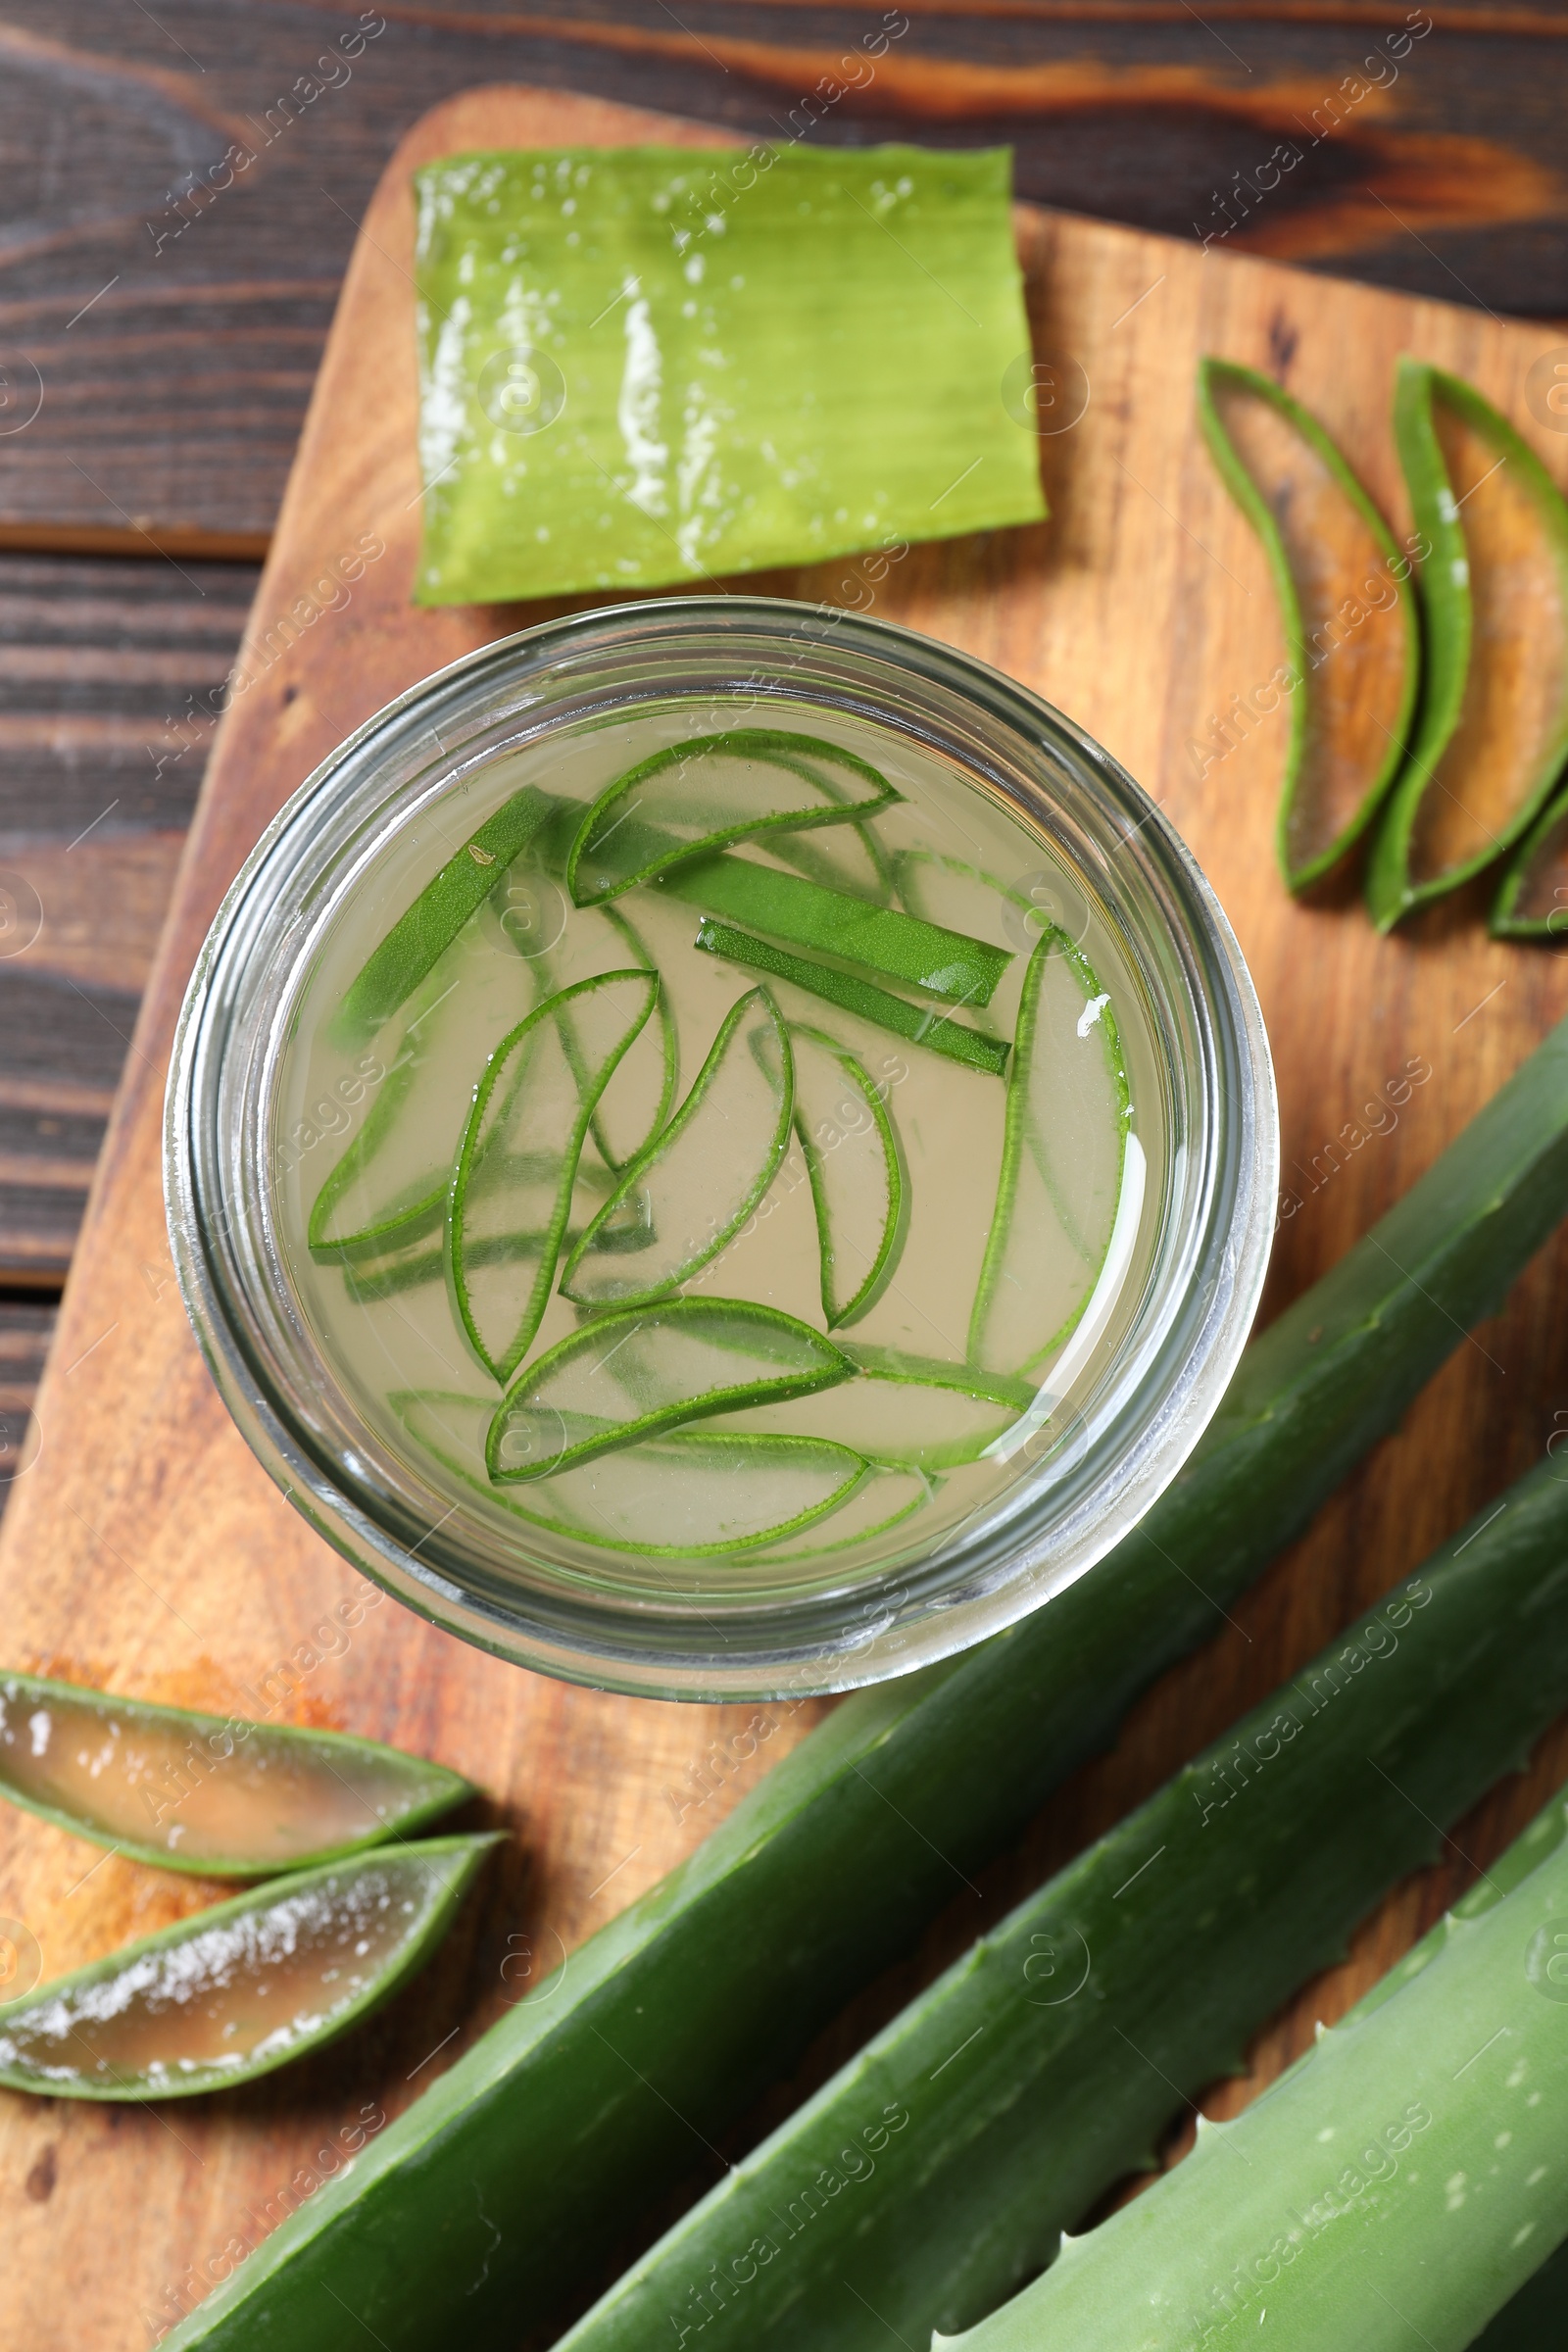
660,853,1012,1006
554,1455,1568,2352
487,1298,850,1481
331,785,553,1046
0,1672,472,1879
397,1392,871,1558
1368,360,1568,927
161,1019,1568,2352
0,1835,498,2100
412,144,1045,604
560,988,793,1308
946,1780,1568,2352
1492,775,1568,937
694,917,1011,1078
1197,358,1419,890
565,731,897,906
448,969,658,1381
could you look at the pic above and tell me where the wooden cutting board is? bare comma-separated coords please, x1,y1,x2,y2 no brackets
7,83,1568,2349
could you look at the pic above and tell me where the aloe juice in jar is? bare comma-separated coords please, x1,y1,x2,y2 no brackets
270,710,1164,1592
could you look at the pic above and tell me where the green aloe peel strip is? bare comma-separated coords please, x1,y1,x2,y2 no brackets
694,917,1011,1078
170,1014,1568,2352
449,969,659,1381
1197,358,1419,889
1369,360,1568,927
0,1835,498,2100
555,1453,1568,2352
412,144,1045,604
0,1672,472,1878
1493,776,1568,938
789,1026,907,1328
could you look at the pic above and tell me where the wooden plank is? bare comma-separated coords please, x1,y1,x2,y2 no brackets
7,77,1568,2348
4,3,1568,550
0,553,254,1287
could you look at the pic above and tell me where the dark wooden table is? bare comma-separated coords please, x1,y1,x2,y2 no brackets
1,0,1564,1470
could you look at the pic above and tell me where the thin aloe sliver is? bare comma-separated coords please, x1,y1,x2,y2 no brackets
0,1671,473,1879
566,730,897,906
396,1392,869,1557
790,1025,906,1328
0,1835,499,2100
694,917,1010,1079
450,970,658,1382
1197,357,1418,890
711,1347,1033,1470
747,1463,935,1562
487,1298,851,1482
1494,775,1568,936
1368,360,1568,927
331,784,554,1046
969,925,1128,1373
660,854,1011,1006
560,987,793,1309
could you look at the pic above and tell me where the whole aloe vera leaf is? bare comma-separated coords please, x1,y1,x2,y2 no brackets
0,1834,499,2100
557,1457,1568,2352
1368,361,1568,928
942,1775,1568,2352
0,1671,473,1878
1197,358,1419,890
161,1017,1568,2352
330,785,554,1046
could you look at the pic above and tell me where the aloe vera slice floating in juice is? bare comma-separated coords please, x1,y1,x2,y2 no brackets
788,1025,906,1328
969,927,1129,1376
1198,357,1418,889
560,988,792,1310
488,1299,851,1481
1368,360,1568,926
450,969,658,1381
0,1834,498,2099
396,1392,868,1557
566,730,897,905
710,1348,1033,1471
0,1672,473,1877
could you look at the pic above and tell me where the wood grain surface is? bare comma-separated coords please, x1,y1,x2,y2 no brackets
6,75,1568,2352
5,0,1568,555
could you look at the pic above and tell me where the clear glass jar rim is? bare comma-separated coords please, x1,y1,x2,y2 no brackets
165,596,1278,1700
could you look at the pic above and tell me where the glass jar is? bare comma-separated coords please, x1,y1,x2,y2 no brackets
166,598,1277,1699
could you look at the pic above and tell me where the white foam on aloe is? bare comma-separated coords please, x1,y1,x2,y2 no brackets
270,709,1166,1596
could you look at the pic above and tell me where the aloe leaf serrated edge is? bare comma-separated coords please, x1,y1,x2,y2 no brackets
163,1014,1568,2351
1197,356,1419,891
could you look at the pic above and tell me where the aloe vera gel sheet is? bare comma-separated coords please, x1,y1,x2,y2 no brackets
412,142,1045,604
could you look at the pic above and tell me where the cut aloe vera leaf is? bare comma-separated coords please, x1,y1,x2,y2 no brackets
711,1346,1033,1470
747,1463,934,1561
586,905,679,1167
1198,357,1419,890
0,1672,473,1879
1368,360,1568,927
486,1298,850,1482
1492,773,1568,937
565,730,897,906
969,927,1128,1375
0,1834,497,2101
559,988,792,1310
788,1025,906,1328
660,854,1011,1008
695,918,1010,1079
450,970,659,1381
331,786,553,1047
396,1392,867,1557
